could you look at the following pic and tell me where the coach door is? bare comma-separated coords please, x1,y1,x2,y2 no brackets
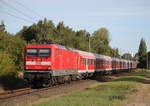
86,58,88,71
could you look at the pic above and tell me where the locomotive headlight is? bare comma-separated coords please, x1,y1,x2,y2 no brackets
26,66,28,69
48,67,51,70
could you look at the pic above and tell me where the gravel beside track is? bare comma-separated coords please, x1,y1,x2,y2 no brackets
0,88,31,99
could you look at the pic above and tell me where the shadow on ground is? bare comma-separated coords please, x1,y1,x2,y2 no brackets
0,74,25,91
91,70,150,84
114,76,146,83
113,71,150,84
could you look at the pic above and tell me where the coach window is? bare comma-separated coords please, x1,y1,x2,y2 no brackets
101,60,103,66
94,60,96,66
104,61,106,66
103,61,105,66
97,60,99,65
108,61,110,65
120,62,122,67
81,58,83,66
83,58,85,66
89,59,90,65
104,60,106,66
90,59,91,65
100,59,102,65
92,59,94,66
103,61,106,66
107,61,109,65
84,58,86,66
107,61,109,66
91,59,92,65
88,59,90,65
80,58,82,65
112,61,114,66
96,60,98,66
99,59,101,65
83,58,84,66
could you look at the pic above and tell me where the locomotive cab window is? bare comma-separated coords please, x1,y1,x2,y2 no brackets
27,48,51,57
39,48,51,57
27,48,38,57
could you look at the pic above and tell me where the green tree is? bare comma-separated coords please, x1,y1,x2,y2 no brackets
0,21,6,33
0,31,26,72
110,48,120,58
122,53,132,60
18,18,56,44
137,38,147,68
0,51,16,76
133,53,139,61
91,28,111,55
148,51,150,68
74,30,89,51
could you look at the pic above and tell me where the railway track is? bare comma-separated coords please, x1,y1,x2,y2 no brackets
0,88,33,100
0,80,86,100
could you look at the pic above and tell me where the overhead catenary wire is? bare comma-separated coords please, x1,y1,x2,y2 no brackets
0,11,34,23
0,0,37,22
8,0,43,19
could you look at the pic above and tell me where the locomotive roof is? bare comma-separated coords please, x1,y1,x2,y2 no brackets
26,44,135,62
55,44,111,59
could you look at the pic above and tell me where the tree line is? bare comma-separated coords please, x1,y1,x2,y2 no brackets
16,18,120,57
0,18,148,76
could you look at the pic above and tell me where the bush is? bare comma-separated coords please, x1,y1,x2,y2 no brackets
0,51,16,76
0,32,26,76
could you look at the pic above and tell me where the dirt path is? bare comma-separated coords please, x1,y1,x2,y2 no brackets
124,76,150,106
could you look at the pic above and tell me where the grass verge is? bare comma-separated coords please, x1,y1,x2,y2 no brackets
32,70,150,106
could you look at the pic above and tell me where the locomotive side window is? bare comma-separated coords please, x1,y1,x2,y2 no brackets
39,49,51,57
55,49,59,57
27,48,38,57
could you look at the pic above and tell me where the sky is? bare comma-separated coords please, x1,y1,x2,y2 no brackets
0,0,150,55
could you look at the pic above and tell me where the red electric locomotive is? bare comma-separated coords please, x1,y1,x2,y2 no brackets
24,44,78,86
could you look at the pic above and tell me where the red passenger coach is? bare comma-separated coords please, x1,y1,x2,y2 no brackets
75,50,96,77
112,58,120,70
95,54,112,73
